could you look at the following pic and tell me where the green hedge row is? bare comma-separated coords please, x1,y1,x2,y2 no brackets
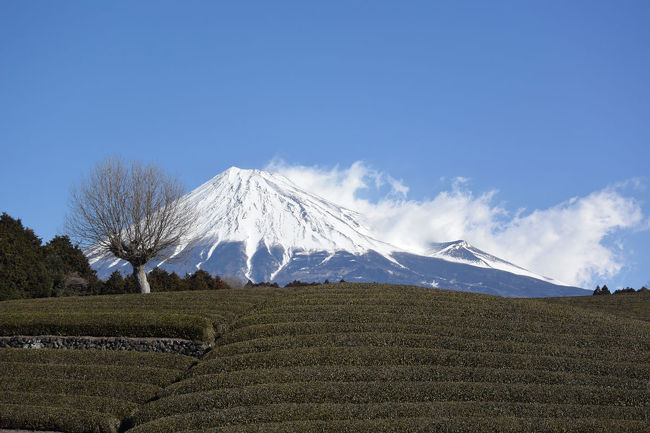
0,403,121,433
134,381,648,424
209,331,647,363
0,289,278,336
0,377,162,404
191,346,649,379
128,401,650,433
163,364,646,398
166,416,650,433
0,391,137,419
1,361,183,387
228,311,644,338
0,347,196,370
250,301,605,323
0,290,268,315
219,320,648,350
0,312,215,342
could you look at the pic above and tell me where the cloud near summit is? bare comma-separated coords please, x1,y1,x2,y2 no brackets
266,160,646,287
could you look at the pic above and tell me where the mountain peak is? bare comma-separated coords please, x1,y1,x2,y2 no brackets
169,166,397,279
428,239,565,285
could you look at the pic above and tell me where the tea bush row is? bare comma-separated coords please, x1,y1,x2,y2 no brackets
128,401,650,433
1,376,162,404
134,380,648,424
191,346,649,379
209,331,647,362
0,403,121,433
0,391,137,419
228,311,644,338
163,364,646,397
541,291,650,322
1,361,183,387
171,417,650,433
0,312,215,342
219,320,648,350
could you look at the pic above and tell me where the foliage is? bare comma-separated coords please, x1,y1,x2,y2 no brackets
1,361,183,387
284,280,323,288
129,284,648,432
0,213,104,300
129,416,650,433
1,283,648,432
0,404,121,433
613,287,637,294
0,312,215,342
101,270,138,294
245,280,280,288
148,267,186,291
544,290,650,322
0,348,195,433
0,289,275,340
593,284,648,296
45,235,101,295
0,211,258,298
0,392,137,419
184,270,229,291
0,212,57,300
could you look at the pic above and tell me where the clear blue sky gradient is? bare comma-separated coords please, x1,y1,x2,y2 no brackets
1,1,648,288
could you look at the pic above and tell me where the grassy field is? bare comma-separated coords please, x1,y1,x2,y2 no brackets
540,291,650,322
0,283,648,432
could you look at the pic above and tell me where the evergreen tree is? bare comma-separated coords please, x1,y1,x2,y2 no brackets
185,269,216,290
184,270,226,290
45,235,99,296
0,213,54,300
102,270,126,295
149,267,187,292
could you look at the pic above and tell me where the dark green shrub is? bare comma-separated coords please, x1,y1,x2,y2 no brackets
0,404,120,433
0,312,215,342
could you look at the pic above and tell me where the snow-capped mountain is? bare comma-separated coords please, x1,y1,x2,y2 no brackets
427,240,565,285
89,167,588,297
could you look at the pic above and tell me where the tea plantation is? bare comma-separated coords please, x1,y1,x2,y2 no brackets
0,284,648,433
540,290,650,322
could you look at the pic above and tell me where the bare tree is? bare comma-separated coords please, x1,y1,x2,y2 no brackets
66,157,193,293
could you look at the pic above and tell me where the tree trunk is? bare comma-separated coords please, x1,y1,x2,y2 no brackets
133,264,151,294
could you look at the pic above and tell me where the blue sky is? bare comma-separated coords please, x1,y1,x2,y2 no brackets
1,1,648,289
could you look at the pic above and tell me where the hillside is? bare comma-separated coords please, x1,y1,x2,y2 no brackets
540,291,650,322
0,284,648,433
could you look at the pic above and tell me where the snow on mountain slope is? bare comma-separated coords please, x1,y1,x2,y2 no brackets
91,167,399,280
427,240,568,286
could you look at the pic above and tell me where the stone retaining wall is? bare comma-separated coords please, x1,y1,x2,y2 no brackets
0,335,209,358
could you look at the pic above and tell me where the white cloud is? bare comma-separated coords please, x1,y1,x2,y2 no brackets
266,159,646,287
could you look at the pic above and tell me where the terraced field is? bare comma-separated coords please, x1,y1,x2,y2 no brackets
0,289,278,432
541,291,650,322
1,284,648,432
131,284,649,433
0,289,281,341
0,348,194,433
